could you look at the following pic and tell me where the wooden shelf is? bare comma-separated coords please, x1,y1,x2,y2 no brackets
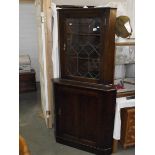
115,38,135,46
67,32,100,36
19,0,34,3
117,91,135,98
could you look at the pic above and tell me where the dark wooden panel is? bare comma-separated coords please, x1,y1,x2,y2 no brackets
53,79,116,155
55,90,79,138
19,73,35,81
79,95,98,143
19,69,36,93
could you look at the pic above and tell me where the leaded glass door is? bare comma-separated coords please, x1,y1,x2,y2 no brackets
59,8,116,85
65,18,101,79
62,17,102,83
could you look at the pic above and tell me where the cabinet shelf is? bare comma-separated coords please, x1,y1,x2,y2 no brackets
115,38,135,46
67,32,101,36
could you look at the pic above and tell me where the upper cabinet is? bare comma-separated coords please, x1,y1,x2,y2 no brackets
58,8,117,85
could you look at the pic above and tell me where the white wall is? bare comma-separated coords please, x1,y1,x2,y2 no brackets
53,0,124,6
19,2,40,81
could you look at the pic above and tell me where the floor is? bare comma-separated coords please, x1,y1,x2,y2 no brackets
19,84,135,155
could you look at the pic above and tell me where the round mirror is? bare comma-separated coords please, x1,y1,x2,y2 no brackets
115,16,132,38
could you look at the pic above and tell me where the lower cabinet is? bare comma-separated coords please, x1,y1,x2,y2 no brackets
53,79,116,155
120,107,135,148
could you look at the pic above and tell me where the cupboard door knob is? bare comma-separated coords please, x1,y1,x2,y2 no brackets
64,44,66,51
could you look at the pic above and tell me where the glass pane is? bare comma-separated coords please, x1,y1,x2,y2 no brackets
65,18,101,80
66,18,101,34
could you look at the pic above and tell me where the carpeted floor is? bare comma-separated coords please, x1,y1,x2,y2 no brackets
19,84,135,155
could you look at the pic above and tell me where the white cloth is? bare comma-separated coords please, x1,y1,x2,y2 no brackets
114,65,126,79
115,46,135,65
19,54,32,72
126,63,135,78
113,97,135,140
19,65,32,73
19,55,31,65
51,3,60,78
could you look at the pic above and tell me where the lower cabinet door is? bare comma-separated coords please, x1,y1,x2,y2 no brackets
54,81,116,155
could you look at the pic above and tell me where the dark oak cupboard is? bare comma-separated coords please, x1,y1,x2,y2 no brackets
53,8,117,155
